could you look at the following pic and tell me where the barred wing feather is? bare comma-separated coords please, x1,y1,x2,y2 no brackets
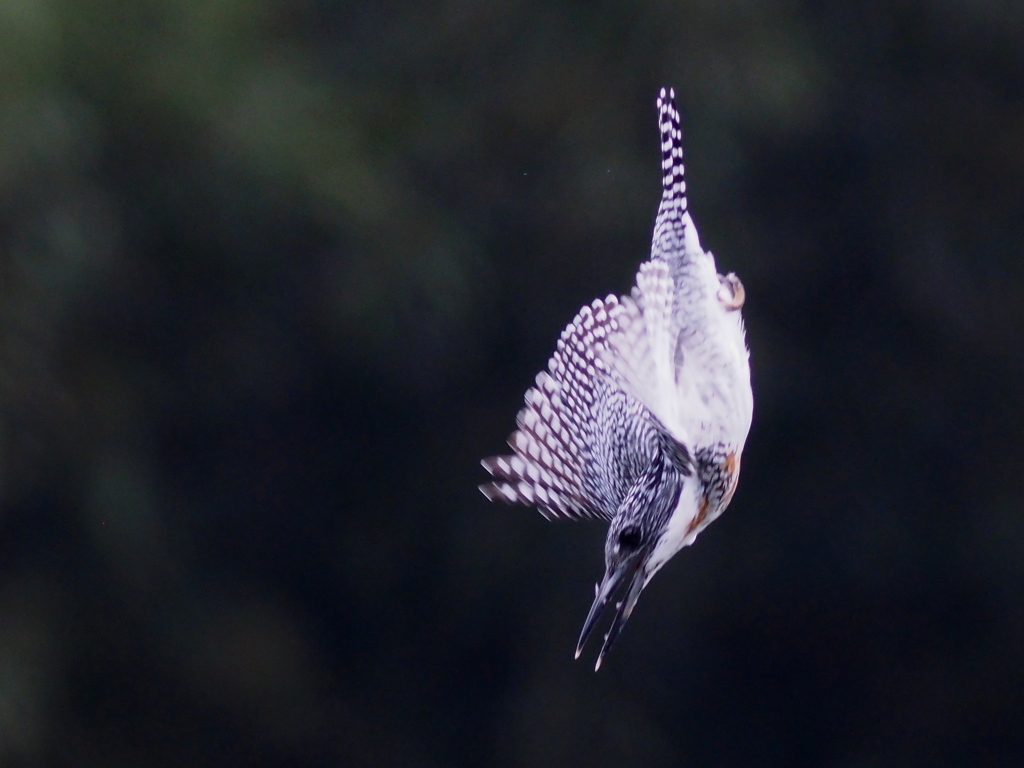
480,296,641,521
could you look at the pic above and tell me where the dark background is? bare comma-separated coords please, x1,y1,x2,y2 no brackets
1,1,1022,765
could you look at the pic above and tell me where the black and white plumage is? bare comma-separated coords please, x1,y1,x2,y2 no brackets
481,88,753,669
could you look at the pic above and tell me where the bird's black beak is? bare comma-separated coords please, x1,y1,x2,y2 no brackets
575,547,650,670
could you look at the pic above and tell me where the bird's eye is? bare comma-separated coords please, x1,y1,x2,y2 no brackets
618,526,642,550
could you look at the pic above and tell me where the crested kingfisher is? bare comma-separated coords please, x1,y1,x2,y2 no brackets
481,88,753,670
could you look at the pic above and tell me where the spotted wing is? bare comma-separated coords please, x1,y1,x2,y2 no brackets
480,296,639,521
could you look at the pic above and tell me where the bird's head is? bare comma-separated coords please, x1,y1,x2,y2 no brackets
575,436,692,670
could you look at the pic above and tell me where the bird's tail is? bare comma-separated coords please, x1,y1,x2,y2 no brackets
651,88,703,262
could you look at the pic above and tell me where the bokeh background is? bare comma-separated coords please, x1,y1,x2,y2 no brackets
1,0,1023,765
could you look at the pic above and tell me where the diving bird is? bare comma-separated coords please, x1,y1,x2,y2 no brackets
480,88,752,670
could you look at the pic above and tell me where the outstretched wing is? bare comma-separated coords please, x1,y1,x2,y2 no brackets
480,296,653,521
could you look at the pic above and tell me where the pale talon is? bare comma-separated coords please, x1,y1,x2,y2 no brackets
717,272,745,310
